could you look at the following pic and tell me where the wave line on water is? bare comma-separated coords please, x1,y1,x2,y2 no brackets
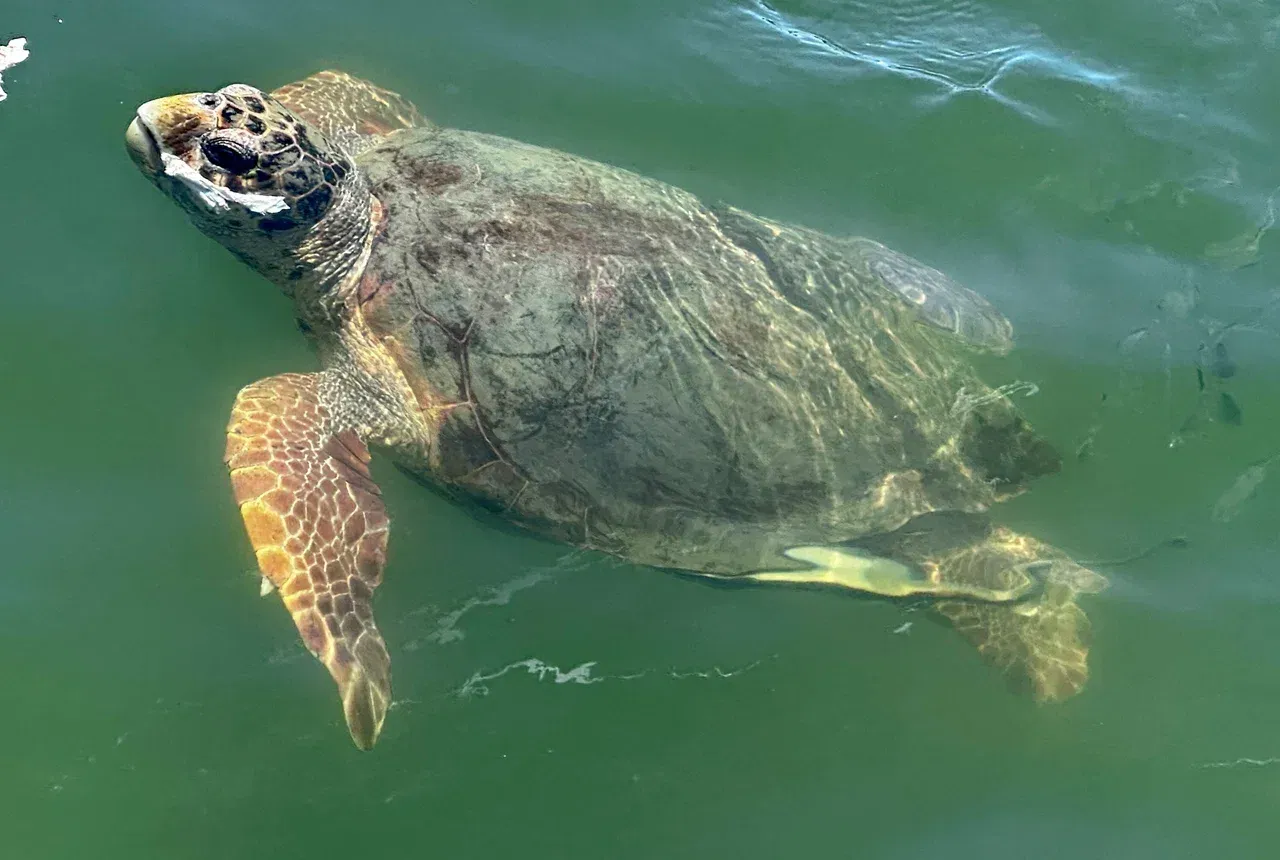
399,550,599,652
456,655,773,698
403,570,553,650
1197,756,1280,769
458,659,605,697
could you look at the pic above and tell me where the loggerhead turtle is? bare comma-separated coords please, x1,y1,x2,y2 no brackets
125,71,1107,749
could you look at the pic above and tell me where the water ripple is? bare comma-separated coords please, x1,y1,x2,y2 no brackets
732,0,1122,124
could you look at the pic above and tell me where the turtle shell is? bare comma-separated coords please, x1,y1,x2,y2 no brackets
355,126,1058,576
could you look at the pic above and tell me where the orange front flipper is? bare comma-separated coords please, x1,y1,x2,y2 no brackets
224,372,392,750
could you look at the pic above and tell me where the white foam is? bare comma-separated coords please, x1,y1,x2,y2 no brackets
0,37,30,102
160,151,288,215
456,655,771,698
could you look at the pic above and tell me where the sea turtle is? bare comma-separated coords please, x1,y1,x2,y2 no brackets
125,70,1107,750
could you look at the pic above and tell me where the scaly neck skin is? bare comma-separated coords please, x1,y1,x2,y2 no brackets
289,177,380,330
286,188,437,459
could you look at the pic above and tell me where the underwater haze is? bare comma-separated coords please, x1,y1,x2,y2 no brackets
4,0,1280,856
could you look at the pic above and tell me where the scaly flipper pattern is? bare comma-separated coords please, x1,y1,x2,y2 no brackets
271,70,425,157
225,372,392,749
928,530,1107,703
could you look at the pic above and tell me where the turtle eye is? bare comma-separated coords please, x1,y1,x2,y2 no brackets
200,133,257,175
197,93,219,108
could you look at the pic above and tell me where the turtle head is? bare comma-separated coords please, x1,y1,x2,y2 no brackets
126,84,374,301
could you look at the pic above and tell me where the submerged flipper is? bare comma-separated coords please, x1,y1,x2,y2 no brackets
271,70,426,157
923,527,1106,702
744,545,1037,603
722,511,1107,703
851,511,1106,701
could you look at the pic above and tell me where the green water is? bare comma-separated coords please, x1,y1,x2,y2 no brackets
4,0,1280,855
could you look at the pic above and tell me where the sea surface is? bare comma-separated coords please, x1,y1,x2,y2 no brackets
3,0,1280,856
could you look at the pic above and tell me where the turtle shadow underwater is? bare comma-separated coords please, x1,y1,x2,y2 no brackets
125,68,1109,750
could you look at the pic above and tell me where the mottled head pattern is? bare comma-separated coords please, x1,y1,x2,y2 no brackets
126,84,374,302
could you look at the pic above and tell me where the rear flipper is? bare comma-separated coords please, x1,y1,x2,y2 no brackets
912,524,1107,702
744,545,1039,604
934,577,1097,703
740,511,1108,702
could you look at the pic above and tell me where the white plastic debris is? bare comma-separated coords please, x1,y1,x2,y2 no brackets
0,37,30,103
160,151,288,215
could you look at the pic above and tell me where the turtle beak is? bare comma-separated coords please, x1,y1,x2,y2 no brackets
125,94,217,174
125,115,162,173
